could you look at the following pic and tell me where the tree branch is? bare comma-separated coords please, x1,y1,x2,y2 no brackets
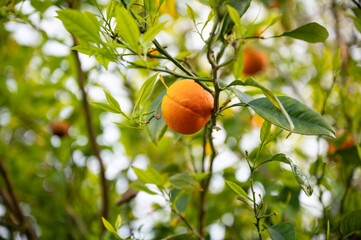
352,0,361,9
199,19,220,237
0,158,37,239
72,37,109,236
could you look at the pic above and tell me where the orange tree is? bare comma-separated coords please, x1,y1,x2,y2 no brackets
1,0,361,239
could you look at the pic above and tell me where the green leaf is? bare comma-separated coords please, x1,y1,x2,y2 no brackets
115,6,140,52
71,44,107,57
231,88,254,103
220,0,251,38
56,9,102,44
230,78,295,136
233,46,243,80
201,9,214,32
248,96,335,138
102,217,116,234
341,210,361,238
281,22,329,43
226,5,241,26
225,180,253,202
142,21,167,44
169,173,198,189
133,74,159,114
270,154,313,196
132,166,164,186
104,91,121,112
147,90,167,144
92,92,129,119
129,183,158,195
186,4,196,22
175,192,190,212
267,222,295,240
144,0,156,19
260,120,271,144
160,233,198,240
95,55,110,69
346,11,361,33
92,102,122,114
107,0,120,19
115,215,122,229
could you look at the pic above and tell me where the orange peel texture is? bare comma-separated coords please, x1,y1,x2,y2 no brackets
161,80,214,135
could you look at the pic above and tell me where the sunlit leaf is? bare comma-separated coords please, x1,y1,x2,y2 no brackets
186,4,196,22
56,9,102,43
115,6,140,52
270,154,313,196
132,166,164,186
129,183,158,195
220,0,251,37
142,22,167,44
260,120,271,144
115,215,122,229
225,180,253,202
233,46,243,80
226,5,241,26
133,74,159,114
102,217,116,234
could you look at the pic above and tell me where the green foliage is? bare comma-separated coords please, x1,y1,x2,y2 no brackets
1,0,360,239
248,96,335,138
132,166,165,187
341,210,361,238
267,222,295,240
267,154,313,196
56,9,102,44
280,22,329,43
225,180,253,202
115,6,141,52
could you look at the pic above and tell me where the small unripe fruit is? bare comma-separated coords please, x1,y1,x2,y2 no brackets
161,80,214,135
242,47,268,75
51,121,70,137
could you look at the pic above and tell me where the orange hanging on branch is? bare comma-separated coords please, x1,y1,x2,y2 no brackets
161,80,214,135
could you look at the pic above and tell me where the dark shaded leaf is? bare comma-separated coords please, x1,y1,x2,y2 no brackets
267,222,295,240
281,22,328,43
248,96,335,138
341,210,361,238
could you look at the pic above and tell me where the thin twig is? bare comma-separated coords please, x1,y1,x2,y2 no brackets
351,0,361,9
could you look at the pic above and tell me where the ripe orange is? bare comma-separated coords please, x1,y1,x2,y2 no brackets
161,80,214,135
51,120,70,137
242,47,268,75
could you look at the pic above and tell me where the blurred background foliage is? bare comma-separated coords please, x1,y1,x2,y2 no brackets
0,0,361,239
